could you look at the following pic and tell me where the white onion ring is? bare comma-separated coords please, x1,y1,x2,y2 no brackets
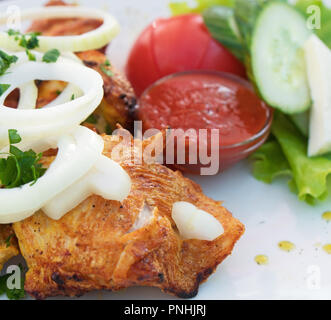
18,81,38,110
0,6,120,52
7,51,84,110
0,56,103,147
0,126,104,223
42,52,84,108
0,11,133,223
44,84,83,109
43,155,132,220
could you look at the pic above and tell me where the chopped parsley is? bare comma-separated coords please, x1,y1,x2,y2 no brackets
0,51,17,99
85,114,98,124
100,59,113,77
7,29,40,49
25,49,36,61
105,124,113,135
5,234,14,248
7,29,40,61
0,50,18,76
0,264,25,300
0,130,46,188
71,94,75,100
8,129,21,144
0,84,10,97
42,49,60,63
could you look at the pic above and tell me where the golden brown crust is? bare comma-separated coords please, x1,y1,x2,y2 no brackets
27,0,136,131
0,225,19,271
13,132,244,299
28,0,103,37
77,51,135,131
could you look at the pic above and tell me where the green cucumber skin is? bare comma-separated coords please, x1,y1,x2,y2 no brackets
251,1,312,114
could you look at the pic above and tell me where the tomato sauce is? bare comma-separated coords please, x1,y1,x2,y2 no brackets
137,71,272,173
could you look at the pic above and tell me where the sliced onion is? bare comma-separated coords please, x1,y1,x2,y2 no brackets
0,126,104,223
0,6,120,52
61,52,83,64
172,202,224,241
43,155,132,220
0,57,103,147
44,83,83,109
42,53,84,108
0,14,134,224
17,81,38,110
5,51,84,110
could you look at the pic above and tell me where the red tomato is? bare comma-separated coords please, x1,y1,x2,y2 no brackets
126,14,246,96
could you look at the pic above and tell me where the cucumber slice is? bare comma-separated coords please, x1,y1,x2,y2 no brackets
251,1,312,114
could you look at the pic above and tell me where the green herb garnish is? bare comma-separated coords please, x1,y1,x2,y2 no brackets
7,29,40,61
85,114,98,124
25,49,36,61
8,129,22,144
105,124,113,135
0,264,25,300
42,49,60,63
0,51,16,97
0,130,46,188
0,84,10,97
71,94,75,100
0,50,18,76
5,234,14,248
100,60,113,78
7,29,40,49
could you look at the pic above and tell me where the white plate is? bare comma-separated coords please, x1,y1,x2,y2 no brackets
0,0,331,300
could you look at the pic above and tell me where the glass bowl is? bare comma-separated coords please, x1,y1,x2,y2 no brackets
136,70,273,175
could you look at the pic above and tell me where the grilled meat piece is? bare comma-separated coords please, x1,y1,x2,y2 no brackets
27,0,135,131
0,225,19,271
4,0,135,130
28,0,103,37
77,50,135,131
0,0,135,270
13,130,244,299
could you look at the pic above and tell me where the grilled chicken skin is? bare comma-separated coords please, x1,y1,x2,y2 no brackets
0,0,135,271
0,225,19,271
28,0,136,131
28,0,103,37
13,130,244,299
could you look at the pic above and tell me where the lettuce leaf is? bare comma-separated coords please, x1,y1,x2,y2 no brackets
251,112,331,204
250,139,292,184
203,6,246,60
169,0,234,15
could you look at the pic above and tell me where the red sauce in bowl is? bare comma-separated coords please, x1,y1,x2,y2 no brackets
137,71,272,174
